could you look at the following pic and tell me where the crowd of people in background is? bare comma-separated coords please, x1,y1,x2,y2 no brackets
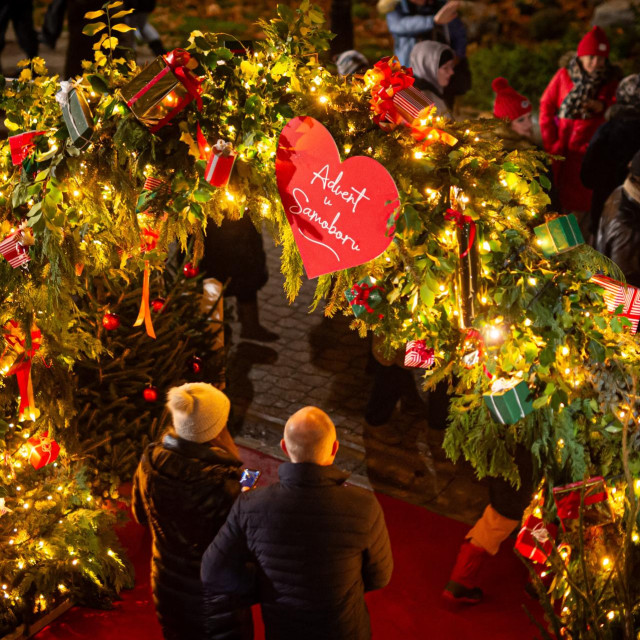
2,0,639,636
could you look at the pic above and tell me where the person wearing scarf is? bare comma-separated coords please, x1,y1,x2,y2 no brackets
409,40,456,118
539,26,619,230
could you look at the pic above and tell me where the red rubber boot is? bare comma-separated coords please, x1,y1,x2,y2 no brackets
443,540,488,604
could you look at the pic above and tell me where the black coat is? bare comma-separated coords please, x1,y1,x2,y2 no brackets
596,186,640,288
132,432,252,640
581,105,640,236
201,463,393,640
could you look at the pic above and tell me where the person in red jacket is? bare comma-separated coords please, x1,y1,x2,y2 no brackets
539,26,619,230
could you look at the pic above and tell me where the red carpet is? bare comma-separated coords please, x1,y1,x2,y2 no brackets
36,447,542,640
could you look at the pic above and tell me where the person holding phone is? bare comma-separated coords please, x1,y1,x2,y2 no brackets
201,406,393,640
132,383,252,640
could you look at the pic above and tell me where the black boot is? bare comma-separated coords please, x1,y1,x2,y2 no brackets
237,300,279,343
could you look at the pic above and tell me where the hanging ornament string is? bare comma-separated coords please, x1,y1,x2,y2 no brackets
445,208,476,259
2,321,42,419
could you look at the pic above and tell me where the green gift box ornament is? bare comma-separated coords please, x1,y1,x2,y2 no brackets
533,214,584,257
56,81,93,150
344,277,385,321
483,377,534,424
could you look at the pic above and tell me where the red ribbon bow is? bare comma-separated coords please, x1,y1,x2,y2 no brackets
352,282,383,317
366,57,415,128
164,49,203,111
555,487,607,521
445,208,476,259
463,328,493,379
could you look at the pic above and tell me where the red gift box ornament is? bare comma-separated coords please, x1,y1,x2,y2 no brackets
553,476,614,531
515,515,558,564
0,224,34,269
8,131,46,166
591,274,640,334
404,340,435,369
205,140,237,188
27,431,60,470
2,320,42,420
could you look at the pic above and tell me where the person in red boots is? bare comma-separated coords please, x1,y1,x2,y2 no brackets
443,79,540,606
539,26,619,237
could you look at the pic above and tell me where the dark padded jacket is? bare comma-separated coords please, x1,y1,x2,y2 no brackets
201,462,393,640
596,186,640,288
581,105,640,235
132,431,252,640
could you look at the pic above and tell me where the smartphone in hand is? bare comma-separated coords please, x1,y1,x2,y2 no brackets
240,469,261,491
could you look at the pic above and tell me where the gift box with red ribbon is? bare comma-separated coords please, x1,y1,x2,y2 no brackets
515,515,558,564
0,226,33,269
404,340,434,369
553,476,614,532
27,431,60,470
344,276,384,321
8,131,46,166
591,274,640,334
120,49,203,133
204,140,237,188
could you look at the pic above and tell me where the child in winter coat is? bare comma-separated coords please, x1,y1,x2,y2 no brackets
409,40,456,118
539,26,619,227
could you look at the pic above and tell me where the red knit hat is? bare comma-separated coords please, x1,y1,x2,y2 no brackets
492,77,532,121
577,26,610,58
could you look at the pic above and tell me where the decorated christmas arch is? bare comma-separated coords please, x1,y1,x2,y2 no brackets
0,1,639,636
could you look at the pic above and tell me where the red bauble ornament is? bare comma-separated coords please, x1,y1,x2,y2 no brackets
151,298,165,313
102,312,121,331
143,387,158,402
190,356,202,374
183,262,199,278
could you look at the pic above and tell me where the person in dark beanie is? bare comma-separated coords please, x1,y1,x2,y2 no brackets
596,149,640,288
581,73,640,238
539,26,619,233
201,406,393,640
132,383,252,640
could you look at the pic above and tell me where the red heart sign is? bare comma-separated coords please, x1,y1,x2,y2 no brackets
276,116,399,279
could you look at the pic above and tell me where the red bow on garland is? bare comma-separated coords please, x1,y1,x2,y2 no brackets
365,57,415,128
352,282,384,318
444,208,476,259
2,320,42,419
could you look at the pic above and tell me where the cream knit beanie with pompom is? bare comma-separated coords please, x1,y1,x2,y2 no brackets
166,383,230,443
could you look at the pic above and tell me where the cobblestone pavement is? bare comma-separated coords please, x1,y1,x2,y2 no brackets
227,234,489,525
2,28,488,526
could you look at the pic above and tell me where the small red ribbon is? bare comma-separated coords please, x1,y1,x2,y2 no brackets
352,282,384,317
463,328,493,379
2,321,42,419
556,489,607,521
134,261,156,339
445,208,476,259
140,227,159,253
164,49,203,111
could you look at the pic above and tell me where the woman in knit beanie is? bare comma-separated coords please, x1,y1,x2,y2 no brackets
132,383,253,640
539,26,619,229
492,77,535,145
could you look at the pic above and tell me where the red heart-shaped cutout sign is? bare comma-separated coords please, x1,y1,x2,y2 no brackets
276,116,399,279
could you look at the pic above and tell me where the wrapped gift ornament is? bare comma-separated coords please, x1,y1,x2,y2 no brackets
55,81,93,149
120,49,203,133
515,515,558,564
591,274,640,334
27,431,60,470
404,340,435,369
344,276,385,320
0,225,34,269
136,177,170,215
204,140,237,187
8,131,46,166
483,377,533,424
533,214,584,257
553,476,614,532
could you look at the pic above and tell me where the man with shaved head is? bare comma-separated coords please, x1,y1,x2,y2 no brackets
201,406,393,640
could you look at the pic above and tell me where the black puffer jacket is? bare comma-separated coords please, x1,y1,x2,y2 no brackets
132,431,252,640
596,185,640,288
581,105,640,236
201,462,393,640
